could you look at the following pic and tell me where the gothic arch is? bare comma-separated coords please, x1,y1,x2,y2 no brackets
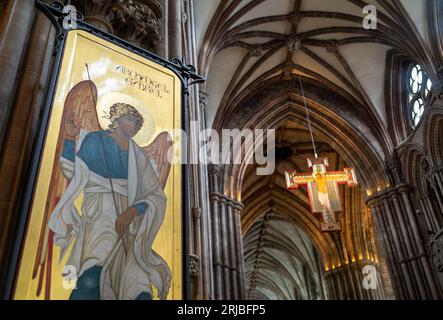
403,144,427,195
241,186,340,270
214,76,390,201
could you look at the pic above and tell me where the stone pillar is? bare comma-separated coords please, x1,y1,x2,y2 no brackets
325,261,385,300
368,198,405,299
0,8,55,295
381,195,416,299
419,195,440,234
226,199,238,299
191,207,203,299
168,0,182,59
234,202,246,300
208,165,223,299
0,0,36,148
219,197,231,299
398,184,442,299
181,0,214,300
389,190,428,299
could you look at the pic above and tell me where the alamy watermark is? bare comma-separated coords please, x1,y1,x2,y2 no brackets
62,265,78,290
363,5,378,30
362,265,378,290
166,122,276,176
62,5,77,30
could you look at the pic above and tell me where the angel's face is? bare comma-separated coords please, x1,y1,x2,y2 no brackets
117,115,141,138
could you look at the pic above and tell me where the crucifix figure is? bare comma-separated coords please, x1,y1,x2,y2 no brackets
285,157,358,232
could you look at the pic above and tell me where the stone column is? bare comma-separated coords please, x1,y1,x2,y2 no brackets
368,198,405,299
234,202,246,300
389,190,428,299
0,0,36,148
168,0,182,59
182,0,215,300
419,195,440,234
398,184,442,299
219,197,231,299
208,165,223,299
432,170,443,200
226,199,238,299
380,195,416,299
191,207,203,299
0,8,55,295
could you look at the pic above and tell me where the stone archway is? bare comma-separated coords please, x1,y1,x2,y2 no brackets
208,75,392,299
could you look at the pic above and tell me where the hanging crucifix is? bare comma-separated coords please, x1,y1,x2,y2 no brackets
285,157,358,232
285,77,358,232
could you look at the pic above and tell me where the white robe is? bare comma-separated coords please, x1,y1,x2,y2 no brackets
48,138,171,300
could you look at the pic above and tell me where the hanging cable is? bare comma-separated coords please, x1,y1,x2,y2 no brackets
299,76,318,159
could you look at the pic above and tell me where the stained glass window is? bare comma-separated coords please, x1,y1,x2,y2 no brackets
407,64,432,128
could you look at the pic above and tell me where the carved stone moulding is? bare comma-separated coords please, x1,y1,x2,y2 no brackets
189,254,201,278
427,231,443,273
71,0,164,51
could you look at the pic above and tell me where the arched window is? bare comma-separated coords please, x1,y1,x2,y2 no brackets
407,64,433,128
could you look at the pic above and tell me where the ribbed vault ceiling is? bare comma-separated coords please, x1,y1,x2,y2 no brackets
196,0,439,301
244,214,324,300
197,0,436,137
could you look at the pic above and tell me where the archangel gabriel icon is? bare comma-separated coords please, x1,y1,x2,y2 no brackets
285,157,358,232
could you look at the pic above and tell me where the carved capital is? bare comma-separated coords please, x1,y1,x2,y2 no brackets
366,198,379,210
189,254,200,278
72,0,163,51
207,163,221,177
192,207,202,220
199,90,209,109
397,183,410,194
233,201,245,211
427,232,443,273
388,189,399,200
387,153,401,171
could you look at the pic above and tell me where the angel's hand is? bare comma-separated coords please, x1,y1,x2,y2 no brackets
115,207,138,239
65,110,82,139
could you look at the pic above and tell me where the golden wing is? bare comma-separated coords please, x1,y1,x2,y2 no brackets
143,132,173,189
32,80,99,299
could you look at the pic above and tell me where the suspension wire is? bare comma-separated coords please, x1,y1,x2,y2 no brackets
299,76,318,159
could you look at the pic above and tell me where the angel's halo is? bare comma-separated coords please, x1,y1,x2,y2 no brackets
97,92,155,147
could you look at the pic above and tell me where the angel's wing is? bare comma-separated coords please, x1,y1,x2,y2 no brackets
143,132,174,189
32,80,99,299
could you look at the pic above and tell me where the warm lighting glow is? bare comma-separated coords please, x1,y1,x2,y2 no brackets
285,157,358,232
